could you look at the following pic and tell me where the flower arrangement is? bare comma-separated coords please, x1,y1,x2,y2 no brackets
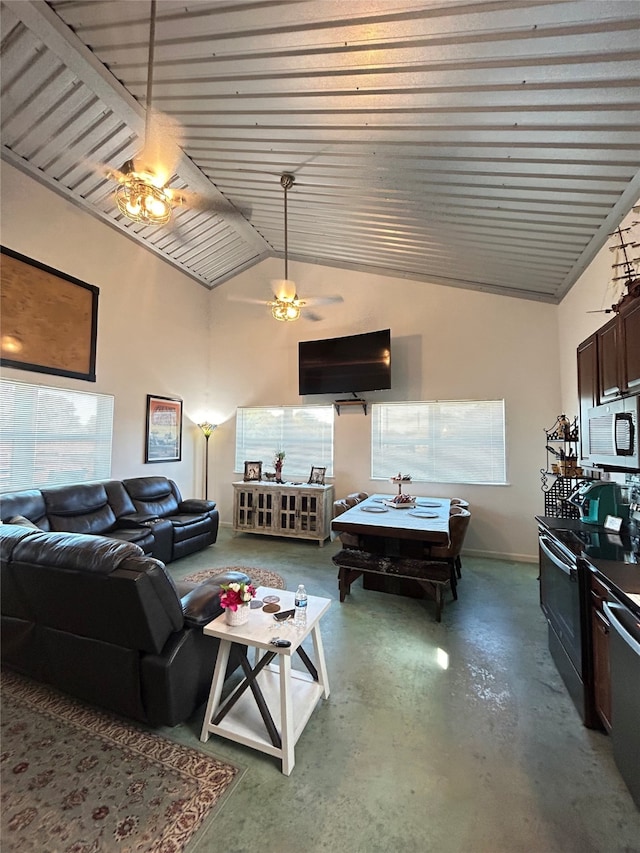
219,581,256,611
274,450,286,465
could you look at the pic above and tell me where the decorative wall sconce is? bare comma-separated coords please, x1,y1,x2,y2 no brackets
198,421,217,499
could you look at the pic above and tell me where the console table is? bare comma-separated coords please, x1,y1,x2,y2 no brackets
232,481,334,546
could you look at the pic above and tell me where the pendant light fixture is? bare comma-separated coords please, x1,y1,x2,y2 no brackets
268,174,306,321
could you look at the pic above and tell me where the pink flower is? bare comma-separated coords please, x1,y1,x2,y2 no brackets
219,581,256,611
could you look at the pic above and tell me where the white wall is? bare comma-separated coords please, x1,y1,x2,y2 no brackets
1,162,212,499
7,160,621,561
208,257,563,561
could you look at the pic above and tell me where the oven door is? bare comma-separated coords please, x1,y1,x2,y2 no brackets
539,535,582,669
539,533,593,722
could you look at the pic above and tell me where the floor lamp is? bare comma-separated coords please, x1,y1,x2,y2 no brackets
198,422,217,499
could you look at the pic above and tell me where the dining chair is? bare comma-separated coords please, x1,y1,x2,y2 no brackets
427,508,471,589
346,492,369,504
451,498,470,509
332,498,359,547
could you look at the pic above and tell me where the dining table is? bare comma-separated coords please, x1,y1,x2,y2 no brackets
330,493,451,546
330,493,454,620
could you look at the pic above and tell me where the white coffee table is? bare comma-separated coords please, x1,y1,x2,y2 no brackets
199,586,331,775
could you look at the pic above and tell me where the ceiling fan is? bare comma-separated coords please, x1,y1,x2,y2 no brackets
101,0,236,227
229,173,343,321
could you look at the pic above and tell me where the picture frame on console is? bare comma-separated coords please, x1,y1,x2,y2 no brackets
308,466,326,485
145,395,182,463
244,461,263,481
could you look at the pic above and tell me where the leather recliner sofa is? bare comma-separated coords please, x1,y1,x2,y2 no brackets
0,476,219,564
0,523,249,726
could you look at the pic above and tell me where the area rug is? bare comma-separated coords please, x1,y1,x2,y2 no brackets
183,566,286,589
0,669,243,853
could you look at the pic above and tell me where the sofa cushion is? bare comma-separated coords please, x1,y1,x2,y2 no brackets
0,489,50,530
102,479,138,518
42,483,117,535
7,515,40,529
107,528,155,552
123,477,180,518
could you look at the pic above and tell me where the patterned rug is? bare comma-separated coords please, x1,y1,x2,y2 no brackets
183,566,286,589
1,669,242,853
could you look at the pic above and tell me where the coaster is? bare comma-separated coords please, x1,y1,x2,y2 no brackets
250,599,263,609
263,602,280,613
263,594,280,604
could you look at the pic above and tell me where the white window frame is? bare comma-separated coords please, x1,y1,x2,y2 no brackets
235,406,334,479
0,378,114,492
371,400,507,485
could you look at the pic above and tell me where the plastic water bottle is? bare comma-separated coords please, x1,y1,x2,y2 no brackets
294,584,308,628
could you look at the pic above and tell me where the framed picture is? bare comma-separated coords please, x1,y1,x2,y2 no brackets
0,246,99,382
243,461,263,481
145,395,182,463
308,466,326,485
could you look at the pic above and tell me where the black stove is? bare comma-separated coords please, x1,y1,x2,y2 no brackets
537,516,640,564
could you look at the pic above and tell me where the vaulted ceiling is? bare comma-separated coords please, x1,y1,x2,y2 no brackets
2,0,639,302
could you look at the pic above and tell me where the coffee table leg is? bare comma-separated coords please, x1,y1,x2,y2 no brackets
311,625,330,699
279,654,295,775
200,640,231,742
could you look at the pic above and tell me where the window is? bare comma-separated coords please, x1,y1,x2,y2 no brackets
235,406,334,478
371,400,506,485
0,378,114,491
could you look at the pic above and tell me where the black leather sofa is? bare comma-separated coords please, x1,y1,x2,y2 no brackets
0,476,219,564
0,523,249,726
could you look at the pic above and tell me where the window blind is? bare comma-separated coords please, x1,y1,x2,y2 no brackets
371,400,507,485
0,378,114,492
235,406,334,478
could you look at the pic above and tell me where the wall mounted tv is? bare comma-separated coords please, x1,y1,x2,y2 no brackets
298,329,391,395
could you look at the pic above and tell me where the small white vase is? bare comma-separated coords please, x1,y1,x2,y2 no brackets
225,603,250,626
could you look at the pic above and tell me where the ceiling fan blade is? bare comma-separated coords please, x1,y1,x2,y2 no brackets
227,295,269,306
171,188,249,221
302,295,344,308
303,310,323,322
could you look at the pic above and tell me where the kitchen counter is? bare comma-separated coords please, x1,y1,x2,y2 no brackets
536,515,640,617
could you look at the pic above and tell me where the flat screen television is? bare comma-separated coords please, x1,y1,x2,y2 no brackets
298,329,391,395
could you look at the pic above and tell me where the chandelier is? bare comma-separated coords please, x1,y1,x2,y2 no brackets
115,168,172,225
270,174,305,321
268,293,305,322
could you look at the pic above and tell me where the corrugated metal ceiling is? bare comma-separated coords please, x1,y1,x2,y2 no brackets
2,0,639,301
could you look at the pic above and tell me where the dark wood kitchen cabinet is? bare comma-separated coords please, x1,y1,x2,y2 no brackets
590,572,612,732
577,335,598,460
597,318,621,403
619,298,640,395
577,297,640,461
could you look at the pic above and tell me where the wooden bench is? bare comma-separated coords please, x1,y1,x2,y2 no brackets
331,547,456,622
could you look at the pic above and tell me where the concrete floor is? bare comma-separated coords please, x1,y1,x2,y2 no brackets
164,527,640,853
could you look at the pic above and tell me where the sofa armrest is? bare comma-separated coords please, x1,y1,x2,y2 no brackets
178,569,251,628
115,513,160,529
180,582,224,628
178,499,216,513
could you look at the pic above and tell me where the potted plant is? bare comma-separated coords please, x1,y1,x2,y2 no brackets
219,581,257,626
274,450,285,483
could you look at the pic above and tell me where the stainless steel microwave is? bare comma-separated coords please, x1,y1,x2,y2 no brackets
586,397,640,470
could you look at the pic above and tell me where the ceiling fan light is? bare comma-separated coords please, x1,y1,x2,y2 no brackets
272,278,297,301
270,298,301,322
116,178,172,225
285,303,301,320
